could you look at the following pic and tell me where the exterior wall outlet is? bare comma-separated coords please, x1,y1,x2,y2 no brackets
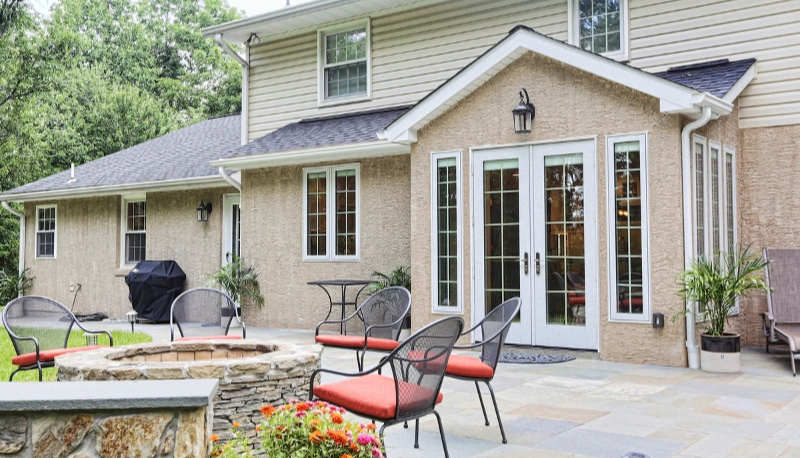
69,283,74,292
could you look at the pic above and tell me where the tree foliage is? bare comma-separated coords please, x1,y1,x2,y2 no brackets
0,0,244,277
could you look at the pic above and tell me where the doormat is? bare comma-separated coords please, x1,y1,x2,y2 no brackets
498,353,575,364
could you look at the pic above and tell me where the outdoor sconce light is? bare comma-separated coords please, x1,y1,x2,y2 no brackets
196,200,213,222
512,88,535,134
653,312,665,329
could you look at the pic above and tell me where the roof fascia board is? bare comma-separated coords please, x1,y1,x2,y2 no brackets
211,141,409,169
0,176,230,203
383,29,707,142
723,63,756,103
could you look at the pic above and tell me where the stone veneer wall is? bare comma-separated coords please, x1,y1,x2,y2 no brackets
0,380,216,458
57,340,322,442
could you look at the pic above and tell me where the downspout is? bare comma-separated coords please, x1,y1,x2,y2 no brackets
214,33,249,146
218,167,241,192
2,201,25,283
681,106,712,369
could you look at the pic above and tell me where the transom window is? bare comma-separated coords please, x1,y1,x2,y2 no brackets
35,205,57,259
303,165,360,260
607,134,650,322
319,21,369,102
571,0,628,60
431,152,463,314
123,197,146,265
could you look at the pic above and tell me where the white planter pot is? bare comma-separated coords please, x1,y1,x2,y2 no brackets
700,349,741,373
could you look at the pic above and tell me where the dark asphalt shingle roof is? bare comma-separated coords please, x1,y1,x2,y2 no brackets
224,106,412,157
654,58,756,99
4,114,241,196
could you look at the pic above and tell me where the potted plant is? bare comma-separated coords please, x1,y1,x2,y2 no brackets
676,244,769,373
369,266,411,338
0,268,34,307
205,255,265,321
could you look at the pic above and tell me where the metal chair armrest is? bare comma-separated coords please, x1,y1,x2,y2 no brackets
83,330,114,347
308,362,385,400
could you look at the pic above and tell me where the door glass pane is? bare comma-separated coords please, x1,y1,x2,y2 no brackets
544,154,585,326
231,204,241,258
484,160,520,316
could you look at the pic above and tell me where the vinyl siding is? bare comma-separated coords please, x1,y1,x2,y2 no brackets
246,0,800,138
629,0,800,129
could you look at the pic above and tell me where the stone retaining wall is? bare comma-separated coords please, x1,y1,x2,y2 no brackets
0,380,216,458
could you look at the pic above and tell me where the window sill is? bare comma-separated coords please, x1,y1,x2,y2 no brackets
317,93,371,108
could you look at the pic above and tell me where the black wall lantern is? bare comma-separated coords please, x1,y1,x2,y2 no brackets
196,200,213,222
512,88,535,134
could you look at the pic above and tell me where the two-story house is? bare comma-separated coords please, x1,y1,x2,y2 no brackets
3,0,798,367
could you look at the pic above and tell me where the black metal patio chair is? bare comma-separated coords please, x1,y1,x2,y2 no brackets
310,315,463,457
170,287,246,341
315,286,411,371
444,297,521,443
2,296,114,381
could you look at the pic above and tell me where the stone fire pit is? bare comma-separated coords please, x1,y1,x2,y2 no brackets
57,340,322,439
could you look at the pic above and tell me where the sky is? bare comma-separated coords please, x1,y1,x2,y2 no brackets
30,0,315,18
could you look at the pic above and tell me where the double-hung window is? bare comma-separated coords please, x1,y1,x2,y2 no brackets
431,152,463,314
607,134,650,322
692,136,738,312
122,197,146,265
35,205,57,259
570,0,628,60
318,20,370,103
303,164,360,261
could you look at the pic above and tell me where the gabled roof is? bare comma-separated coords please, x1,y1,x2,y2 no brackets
1,115,241,202
381,26,738,143
654,58,757,102
211,107,411,169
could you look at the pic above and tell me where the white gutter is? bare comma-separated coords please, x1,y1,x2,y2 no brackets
211,141,410,169
214,34,250,147
2,201,25,280
218,167,241,191
681,106,712,370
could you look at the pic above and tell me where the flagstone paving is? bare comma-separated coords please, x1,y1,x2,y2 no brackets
84,321,800,458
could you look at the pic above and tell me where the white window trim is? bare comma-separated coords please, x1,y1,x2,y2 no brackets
430,151,463,315
302,164,361,262
317,18,372,107
692,134,708,258
606,133,651,323
568,0,629,61
120,194,146,267
35,204,57,259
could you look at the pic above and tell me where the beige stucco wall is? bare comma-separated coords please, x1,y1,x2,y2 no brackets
739,124,800,347
24,187,236,319
411,52,689,366
239,155,410,328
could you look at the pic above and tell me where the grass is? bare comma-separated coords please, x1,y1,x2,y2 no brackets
0,327,152,382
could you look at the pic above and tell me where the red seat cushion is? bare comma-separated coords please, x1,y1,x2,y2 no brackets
11,346,105,367
445,355,494,379
313,374,443,420
315,335,400,351
175,335,242,341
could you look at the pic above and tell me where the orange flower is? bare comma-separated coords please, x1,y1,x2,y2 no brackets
260,405,276,417
296,402,310,412
341,454,354,458
309,430,324,444
210,434,219,443
310,419,322,431
366,423,376,431
326,430,349,446
232,422,240,428
255,425,261,432
349,443,359,452
330,412,344,424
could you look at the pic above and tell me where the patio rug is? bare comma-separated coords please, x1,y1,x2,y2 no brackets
498,353,575,364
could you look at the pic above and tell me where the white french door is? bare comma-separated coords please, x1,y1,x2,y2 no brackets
473,140,598,349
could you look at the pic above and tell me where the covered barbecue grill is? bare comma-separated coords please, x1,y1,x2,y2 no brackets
125,260,186,322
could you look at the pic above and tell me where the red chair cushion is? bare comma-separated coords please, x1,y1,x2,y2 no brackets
315,335,400,351
175,335,243,341
313,374,443,420
445,355,494,379
11,346,105,367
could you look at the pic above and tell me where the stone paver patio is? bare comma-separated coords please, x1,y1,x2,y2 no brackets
84,321,800,458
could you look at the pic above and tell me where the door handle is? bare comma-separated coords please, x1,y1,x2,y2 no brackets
520,252,529,274
535,252,541,275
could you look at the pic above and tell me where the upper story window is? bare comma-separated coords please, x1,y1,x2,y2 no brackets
318,20,370,104
122,197,146,266
570,0,628,61
35,205,57,259
303,164,360,261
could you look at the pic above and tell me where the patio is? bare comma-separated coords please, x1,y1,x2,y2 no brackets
81,321,800,458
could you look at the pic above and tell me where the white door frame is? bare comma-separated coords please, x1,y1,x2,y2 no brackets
221,194,241,266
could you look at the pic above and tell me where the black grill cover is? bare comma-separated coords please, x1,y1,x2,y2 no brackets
125,260,186,322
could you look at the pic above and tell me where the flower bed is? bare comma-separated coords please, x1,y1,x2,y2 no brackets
212,400,385,458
